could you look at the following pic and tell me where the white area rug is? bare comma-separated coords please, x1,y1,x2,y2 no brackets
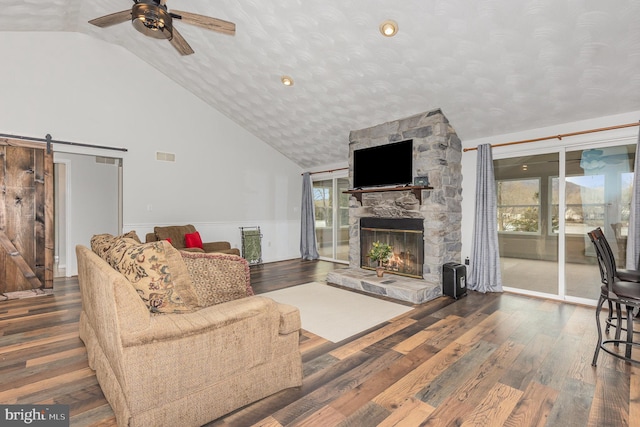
261,282,412,342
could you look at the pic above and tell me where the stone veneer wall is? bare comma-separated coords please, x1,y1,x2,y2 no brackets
348,108,463,286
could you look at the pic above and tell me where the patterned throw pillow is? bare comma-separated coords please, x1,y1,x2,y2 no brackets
181,252,254,307
113,240,199,314
104,237,139,268
90,233,117,259
90,231,142,259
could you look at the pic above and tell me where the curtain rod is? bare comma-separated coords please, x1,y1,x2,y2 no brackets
463,121,640,152
0,132,128,153
302,167,348,176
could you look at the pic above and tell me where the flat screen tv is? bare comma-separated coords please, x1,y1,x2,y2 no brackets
353,139,413,189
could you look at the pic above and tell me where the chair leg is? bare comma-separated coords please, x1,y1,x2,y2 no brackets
593,295,605,367
606,299,613,333
614,302,622,347
626,305,634,359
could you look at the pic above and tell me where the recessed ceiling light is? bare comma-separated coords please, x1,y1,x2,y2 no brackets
379,20,398,37
281,76,294,86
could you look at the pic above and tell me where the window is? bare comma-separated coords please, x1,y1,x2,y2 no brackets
496,178,541,233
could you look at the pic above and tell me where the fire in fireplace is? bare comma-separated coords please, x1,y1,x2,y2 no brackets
360,218,424,278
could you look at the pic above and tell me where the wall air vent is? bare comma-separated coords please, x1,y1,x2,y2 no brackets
156,152,176,162
95,156,118,165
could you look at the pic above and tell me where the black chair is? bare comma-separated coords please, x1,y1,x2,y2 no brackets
588,227,640,334
588,228,640,365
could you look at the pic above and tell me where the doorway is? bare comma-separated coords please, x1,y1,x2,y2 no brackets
54,152,122,277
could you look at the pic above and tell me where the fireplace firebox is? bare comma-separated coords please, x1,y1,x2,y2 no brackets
360,218,424,278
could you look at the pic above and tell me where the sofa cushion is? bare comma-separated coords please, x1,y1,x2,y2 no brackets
113,240,199,314
181,252,254,307
154,225,196,249
184,231,204,250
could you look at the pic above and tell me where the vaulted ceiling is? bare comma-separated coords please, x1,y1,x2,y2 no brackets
1,0,639,169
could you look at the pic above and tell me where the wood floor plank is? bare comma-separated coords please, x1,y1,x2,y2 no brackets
335,401,390,426
371,340,473,410
376,397,435,427
289,404,345,427
500,333,556,391
0,367,95,403
25,347,86,367
415,340,498,407
329,344,437,418
391,315,461,354
329,317,416,360
544,377,594,427
587,365,630,427
0,331,78,355
432,340,525,410
502,380,558,427
461,382,523,427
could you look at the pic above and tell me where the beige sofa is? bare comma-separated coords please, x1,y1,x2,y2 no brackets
145,224,240,256
76,240,302,427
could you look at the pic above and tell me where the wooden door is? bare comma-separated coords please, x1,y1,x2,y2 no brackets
0,138,53,293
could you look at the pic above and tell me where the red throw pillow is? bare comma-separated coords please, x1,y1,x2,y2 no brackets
165,237,172,244
184,231,203,249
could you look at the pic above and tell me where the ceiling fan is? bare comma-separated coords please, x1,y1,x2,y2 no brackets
89,0,235,56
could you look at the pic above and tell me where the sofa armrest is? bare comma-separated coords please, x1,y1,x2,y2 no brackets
202,241,232,252
276,302,301,335
120,296,298,346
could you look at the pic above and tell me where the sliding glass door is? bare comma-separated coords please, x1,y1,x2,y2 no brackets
561,145,635,300
494,143,636,302
313,177,349,262
495,153,559,296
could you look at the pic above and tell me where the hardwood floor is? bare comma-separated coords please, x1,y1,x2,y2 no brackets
1,259,638,426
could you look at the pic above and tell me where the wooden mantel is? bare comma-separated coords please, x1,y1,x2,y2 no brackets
344,185,433,203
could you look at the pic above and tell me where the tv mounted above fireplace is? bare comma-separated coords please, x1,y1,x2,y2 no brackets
353,139,413,189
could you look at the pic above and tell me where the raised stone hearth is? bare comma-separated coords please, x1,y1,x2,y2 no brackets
326,268,441,304
327,108,463,304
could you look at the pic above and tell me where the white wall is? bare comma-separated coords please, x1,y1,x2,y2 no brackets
461,110,640,262
0,32,303,271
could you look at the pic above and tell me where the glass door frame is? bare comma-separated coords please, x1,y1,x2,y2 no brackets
493,136,637,306
312,170,349,264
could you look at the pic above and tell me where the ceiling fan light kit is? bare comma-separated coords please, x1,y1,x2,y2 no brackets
89,0,236,56
132,3,173,40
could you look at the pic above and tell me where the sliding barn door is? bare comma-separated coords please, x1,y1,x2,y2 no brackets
0,139,53,293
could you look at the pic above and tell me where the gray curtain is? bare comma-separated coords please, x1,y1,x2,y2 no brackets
626,124,640,269
300,172,319,260
468,144,503,292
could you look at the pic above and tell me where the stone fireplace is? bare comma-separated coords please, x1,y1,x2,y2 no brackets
327,108,463,304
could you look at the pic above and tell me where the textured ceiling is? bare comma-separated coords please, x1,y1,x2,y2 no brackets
1,0,639,169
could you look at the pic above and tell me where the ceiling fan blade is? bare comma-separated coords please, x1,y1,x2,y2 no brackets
169,27,195,56
170,10,235,35
89,10,132,28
